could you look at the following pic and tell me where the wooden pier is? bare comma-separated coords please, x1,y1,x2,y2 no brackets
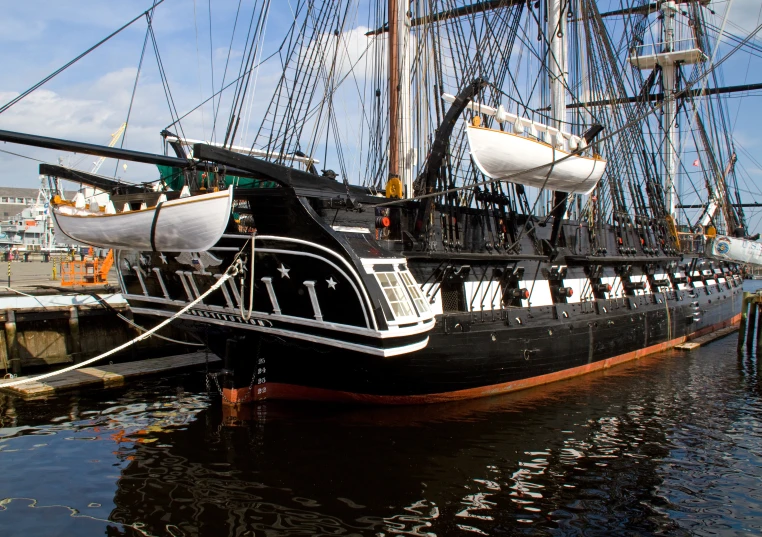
674,325,740,351
0,351,220,399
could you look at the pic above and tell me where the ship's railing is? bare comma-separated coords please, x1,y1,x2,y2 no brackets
677,232,707,254
630,38,702,57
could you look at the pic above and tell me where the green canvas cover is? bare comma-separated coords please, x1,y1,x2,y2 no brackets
156,165,278,190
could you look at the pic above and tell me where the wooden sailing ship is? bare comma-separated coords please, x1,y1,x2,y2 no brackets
0,0,757,404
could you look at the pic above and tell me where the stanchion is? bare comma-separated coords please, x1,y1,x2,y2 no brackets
6,260,10,287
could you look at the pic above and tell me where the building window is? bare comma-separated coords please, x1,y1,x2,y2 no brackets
1,198,8,203
15,198,23,204
26,198,33,204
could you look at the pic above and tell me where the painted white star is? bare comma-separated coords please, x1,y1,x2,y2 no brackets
277,264,290,279
158,253,167,264
326,277,337,290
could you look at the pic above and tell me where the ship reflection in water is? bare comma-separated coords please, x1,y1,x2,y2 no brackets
1,324,762,536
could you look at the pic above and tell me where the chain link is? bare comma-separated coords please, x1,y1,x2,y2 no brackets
205,338,262,405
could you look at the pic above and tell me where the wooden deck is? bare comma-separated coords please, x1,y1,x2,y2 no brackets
0,351,220,399
675,325,739,351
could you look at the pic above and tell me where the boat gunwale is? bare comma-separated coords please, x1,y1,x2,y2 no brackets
467,124,606,163
51,187,232,219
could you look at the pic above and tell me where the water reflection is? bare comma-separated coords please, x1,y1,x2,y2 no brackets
1,338,761,536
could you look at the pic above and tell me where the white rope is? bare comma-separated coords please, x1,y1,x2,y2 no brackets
0,264,239,389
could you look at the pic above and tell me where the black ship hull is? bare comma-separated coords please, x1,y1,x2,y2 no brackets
113,186,745,405
193,283,742,404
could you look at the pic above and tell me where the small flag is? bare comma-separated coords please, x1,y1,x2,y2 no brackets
693,159,700,167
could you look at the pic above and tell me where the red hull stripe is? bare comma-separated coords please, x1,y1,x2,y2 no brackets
223,313,742,405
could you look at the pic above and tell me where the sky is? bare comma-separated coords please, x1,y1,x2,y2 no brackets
0,0,761,229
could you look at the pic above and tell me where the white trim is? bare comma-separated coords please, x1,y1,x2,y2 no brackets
124,294,435,339
303,280,323,321
175,270,194,301
133,266,148,296
222,234,378,330
214,274,235,309
261,277,281,315
255,247,372,329
151,267,170,299
130,307,430,357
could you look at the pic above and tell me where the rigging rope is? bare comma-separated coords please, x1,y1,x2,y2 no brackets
0,261,240,389
0,0,167,116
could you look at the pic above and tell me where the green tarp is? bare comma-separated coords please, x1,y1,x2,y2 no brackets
156,165,278,190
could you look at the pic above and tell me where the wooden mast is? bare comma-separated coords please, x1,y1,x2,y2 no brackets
388,0,400,181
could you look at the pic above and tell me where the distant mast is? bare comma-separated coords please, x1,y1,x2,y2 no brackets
388,0,413,198
630,1,705,221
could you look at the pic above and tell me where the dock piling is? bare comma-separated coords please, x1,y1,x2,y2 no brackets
738,292,750,351
68,306,82,362
747,296,758,350
5,310,19,376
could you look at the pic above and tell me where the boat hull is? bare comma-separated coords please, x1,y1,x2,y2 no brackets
708,235,762,265
52,187,234,252
466,125,606,194
195,283,742,404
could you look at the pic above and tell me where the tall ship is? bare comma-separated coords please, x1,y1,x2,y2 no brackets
0,0,755,403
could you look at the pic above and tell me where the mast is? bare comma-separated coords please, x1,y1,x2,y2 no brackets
661,1,678,220
629,1,706,221
548,0,569,243
548,0,568,131
388,0,413,197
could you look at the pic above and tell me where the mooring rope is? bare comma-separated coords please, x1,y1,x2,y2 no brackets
0,262,240,389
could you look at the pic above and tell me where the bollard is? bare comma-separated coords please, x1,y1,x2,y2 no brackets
739,292,751,351
747,296,758,350
6,260,9,288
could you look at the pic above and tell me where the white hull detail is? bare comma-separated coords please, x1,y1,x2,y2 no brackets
466,125,606,194
708,235,762,266
52,187,234,252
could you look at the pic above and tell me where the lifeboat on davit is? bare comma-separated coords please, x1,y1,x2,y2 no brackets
444,93,607,195
51,186,234,252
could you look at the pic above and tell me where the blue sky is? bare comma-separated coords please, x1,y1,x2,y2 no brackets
0,0,761,229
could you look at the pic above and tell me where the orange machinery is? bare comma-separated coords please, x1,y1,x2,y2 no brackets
60,249,114,286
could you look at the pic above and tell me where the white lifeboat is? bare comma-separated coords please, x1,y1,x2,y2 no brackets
51,186,234,252
708,235,762,266
442,93,607,194
466,124,606,195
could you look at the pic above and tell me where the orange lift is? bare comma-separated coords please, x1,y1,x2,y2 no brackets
60,248,114,286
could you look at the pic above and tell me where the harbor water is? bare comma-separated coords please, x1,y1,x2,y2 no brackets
1,285,761,536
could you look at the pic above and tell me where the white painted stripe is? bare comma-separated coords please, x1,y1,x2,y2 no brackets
130,307,430,357
123,294,435,339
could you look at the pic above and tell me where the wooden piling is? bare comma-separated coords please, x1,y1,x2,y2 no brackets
747,296,758,350
4,310,19,375
68,306,82,362
739,292,751,351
